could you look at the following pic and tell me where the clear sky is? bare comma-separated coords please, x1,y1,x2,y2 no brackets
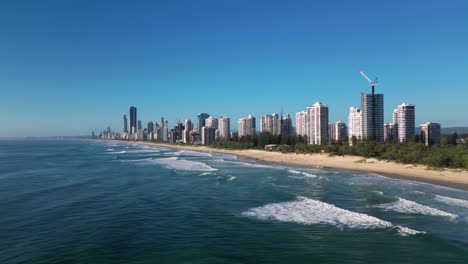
1,0,467,137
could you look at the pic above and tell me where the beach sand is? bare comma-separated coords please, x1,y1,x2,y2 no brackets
131,141,468,190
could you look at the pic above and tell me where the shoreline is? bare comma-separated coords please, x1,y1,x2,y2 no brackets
124,140,468,191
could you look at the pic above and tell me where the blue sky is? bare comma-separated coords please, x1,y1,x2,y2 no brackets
1,0,467,137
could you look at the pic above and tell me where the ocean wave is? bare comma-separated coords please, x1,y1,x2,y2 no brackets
435,195,468,208
104,148,115,152
288,169,317,178
374,197,457,219
242,197,424,236
199,172,217,176
147,157,217,172
175,150,213,157
119,158,153,162
105,150,127,154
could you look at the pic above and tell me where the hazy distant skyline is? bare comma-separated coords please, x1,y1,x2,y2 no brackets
1,0,468,137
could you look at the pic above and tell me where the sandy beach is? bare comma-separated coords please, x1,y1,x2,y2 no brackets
130,141,468,190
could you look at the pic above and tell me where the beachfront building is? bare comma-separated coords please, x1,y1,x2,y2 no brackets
328,121,347,143
307,102,329,145
260,113,280,135
420,122,441,146
238,114,256,137
296,111,308,137
205,116,218,129
348,107,362,146
196,113,210,136
361,93,384,143
395,103,415,143
130,106,137,135
183,119,192,144
384,123,398,142
281,114,293,136
201,126,216,145
218,116,230,140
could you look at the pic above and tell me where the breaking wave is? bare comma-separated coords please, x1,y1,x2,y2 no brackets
435,195,468,208
147,157,217,172
242,197,424,236
374,197,457,219
175,150,213,157
288,169,317,178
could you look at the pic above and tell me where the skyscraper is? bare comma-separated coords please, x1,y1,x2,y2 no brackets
129,106,137,134
238,114,256,137
205,116,218,129
123,114,128,133
295,111,308,137
420,122,441,146
218,116,230,140
197,113,210,136
201,126,216,145
260,114,280,135
183,119,192,144
396,103,415,143
138,120,142,131
281,114,293,136
348,107,362,145
147,121,155,140
361,93,384,143
307,102,329,145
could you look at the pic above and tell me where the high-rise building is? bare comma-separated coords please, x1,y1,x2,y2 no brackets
218,116,230,140
328,121,347,143
138,120,142,131
238,114,256,137
260,114,280,135
205,116,218,129
129,106,137,134
201,126,216,145
395,103,415,143
163,120,169,142
123,114,128,133
147,121,155,140
295,111,308,137
197,113,210,136
420,122,441,146
307,102,329,145
348,107,362,146
281,114,293,136
335,121,347,142
183,119,192,144
361,93,384,143
384,123,398,142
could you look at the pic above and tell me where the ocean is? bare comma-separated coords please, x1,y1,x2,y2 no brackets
1,139,468,263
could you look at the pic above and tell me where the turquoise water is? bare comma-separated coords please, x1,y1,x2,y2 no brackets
1,139,468,263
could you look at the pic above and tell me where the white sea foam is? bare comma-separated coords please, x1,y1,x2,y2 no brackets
374,197,457,219
288,169,317,178
104,148,115,152
175,150,213,157
148,157,217,172
435,195,468,208
393,226,427,236
119,158,153,162
199,172,217,176
242,197,424,236
227,176,236,181
106,150,127,154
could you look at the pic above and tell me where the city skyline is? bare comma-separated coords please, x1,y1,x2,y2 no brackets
1,1,468,137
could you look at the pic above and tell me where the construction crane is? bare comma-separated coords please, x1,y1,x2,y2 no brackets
356,67,378,95
356,67,379,142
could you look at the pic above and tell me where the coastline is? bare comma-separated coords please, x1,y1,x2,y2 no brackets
125,140,468,191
